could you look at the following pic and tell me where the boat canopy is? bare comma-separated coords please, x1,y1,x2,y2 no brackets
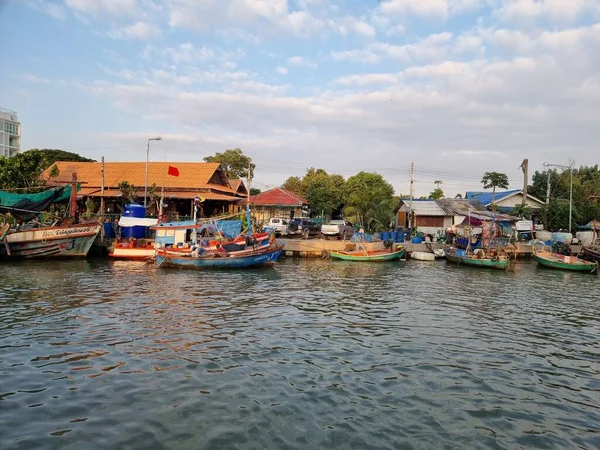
0,186,72,221
118,217,159,227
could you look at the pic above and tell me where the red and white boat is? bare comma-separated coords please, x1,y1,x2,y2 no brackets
109,217,159,260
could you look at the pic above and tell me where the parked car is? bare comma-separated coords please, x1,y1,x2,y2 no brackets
287,218,321,239
320,219,354,240
263,217,288,237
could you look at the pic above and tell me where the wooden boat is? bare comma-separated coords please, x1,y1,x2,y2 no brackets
109,216,159,260
329,246,406,262
2,222,101,258
534,250,598,273
155,242,284,269
581,246,600,263
444,247,510,270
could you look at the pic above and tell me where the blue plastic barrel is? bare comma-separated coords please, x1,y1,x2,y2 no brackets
411,237,422,244
121,203,146,239
103,222,115,239
390,231,398,242
381,232,390,241
456,249,466,257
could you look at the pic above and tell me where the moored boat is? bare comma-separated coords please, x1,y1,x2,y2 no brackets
329,246,406,262
581,246,600,263
533,249,598,273
444,247,510,270
2,222,101,258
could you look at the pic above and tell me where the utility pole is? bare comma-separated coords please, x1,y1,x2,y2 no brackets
100,156,105,215
408,163,414,229
545,169,551,205
519,158,528,207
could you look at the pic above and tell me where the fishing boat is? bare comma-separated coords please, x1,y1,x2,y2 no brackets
2,221,101,258
329,246,406,262
155,239,284,269
581,246,600,263
532,242,598,273
109,216,159,260
0,175,101,259
154,199,284,269
444,247,511,270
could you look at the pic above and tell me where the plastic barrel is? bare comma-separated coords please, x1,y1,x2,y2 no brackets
456,249,466,257
390,231,398,242
103,222,115,239
121,203,146,239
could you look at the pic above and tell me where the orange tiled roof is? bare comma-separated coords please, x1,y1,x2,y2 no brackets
43,162,237,194
248,187,308,206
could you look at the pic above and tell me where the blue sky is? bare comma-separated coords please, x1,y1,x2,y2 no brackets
1,0,600,196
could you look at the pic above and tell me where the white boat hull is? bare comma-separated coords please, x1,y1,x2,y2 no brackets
411,251,436,261
4,223,101,258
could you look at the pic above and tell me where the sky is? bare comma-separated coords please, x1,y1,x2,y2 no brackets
1,0,599,196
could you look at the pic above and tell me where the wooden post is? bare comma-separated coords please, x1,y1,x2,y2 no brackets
520,159,528,207
408,162,414,228
70,172,78,221
100,156,105,215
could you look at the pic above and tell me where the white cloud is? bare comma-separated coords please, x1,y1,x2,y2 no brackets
332,32,453,64
380,0,449,18
24,74,50,84
276,67,289,75
495,0,600,24
64,0,140,18
26,0,67,20
287,56,318,69
107,22,161,40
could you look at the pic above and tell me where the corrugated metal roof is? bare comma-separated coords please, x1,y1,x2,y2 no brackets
468,190,521,206
43,162,237,194
248,187,308,206
435,198,487,215
409,200,447,216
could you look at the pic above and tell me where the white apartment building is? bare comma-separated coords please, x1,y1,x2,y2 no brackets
0,107,21,158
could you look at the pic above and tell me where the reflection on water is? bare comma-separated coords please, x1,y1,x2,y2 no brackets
1,258,599,449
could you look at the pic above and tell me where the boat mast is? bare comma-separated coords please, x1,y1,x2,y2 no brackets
246,163,252,238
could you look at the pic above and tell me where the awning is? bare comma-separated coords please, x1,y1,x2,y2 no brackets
118,217,159,227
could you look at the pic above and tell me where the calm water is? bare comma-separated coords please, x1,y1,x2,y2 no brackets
1,257,600,449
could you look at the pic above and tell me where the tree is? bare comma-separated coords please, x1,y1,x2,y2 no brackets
344,172,395,232
305,172,344,217
249,188,261,196
203,148,254,179
0,149,93,190
281,176,304,195
510,204,533,220
429,188,444,199
454,193,463,199
481,171,509,210
118,181,137,203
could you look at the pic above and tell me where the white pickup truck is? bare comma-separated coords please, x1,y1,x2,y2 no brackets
320,219,354,240
263,217,288,237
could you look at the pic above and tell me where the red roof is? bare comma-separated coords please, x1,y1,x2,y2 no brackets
249,187,308,206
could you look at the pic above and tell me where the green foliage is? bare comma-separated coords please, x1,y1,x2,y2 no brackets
281,176,304,196
118,181,137,203
454,193,463,199
531,165,600,230
249,188,261,195
344,172,395,232
84,198,97,220
305,171,345,216
429,188,444,199
48,164,60,178
203,148,254,179
0,149,93,190
510,204,533,220
481,171,509,210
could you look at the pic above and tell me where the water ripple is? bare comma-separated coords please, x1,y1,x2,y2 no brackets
1,258,599,449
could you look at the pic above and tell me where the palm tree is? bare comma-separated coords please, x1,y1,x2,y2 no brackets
481,172,509,210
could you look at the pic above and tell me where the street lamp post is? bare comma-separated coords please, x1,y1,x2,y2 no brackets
543,160,574,232
144,137,162,209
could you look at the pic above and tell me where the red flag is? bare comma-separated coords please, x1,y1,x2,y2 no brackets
167,166,179,177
